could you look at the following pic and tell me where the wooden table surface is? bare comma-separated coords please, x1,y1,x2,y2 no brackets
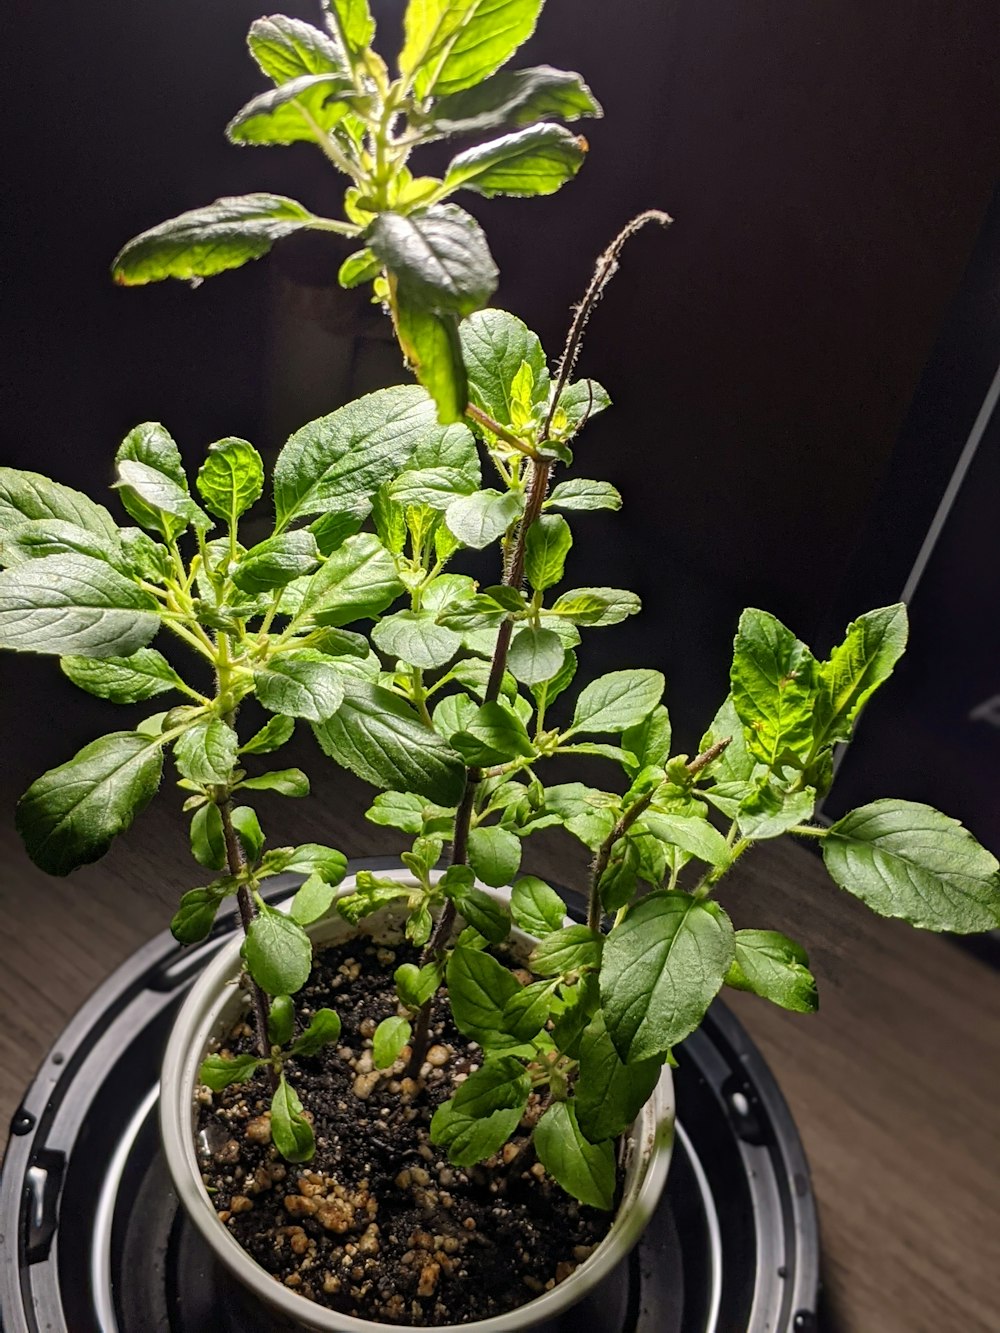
1,754,997,1333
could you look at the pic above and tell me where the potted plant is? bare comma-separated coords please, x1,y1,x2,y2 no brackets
2,0,998,1328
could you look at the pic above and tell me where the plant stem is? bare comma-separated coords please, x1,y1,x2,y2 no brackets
219,798,275,1084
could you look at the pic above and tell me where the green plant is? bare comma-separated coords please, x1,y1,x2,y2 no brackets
4,0,1000,1234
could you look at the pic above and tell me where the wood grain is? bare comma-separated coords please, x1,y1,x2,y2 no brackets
0,762,997,1333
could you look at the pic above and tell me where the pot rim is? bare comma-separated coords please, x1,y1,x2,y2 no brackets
161,869,675,1333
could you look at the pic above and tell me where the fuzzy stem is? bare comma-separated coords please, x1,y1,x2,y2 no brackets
219,799,276,1084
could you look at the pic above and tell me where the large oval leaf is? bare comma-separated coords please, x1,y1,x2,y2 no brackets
16,732,164,875
823,799,1000,934
0,468,118,542
370,205,498,317
443,124,587,198
402,0,543,99
429,65,602,136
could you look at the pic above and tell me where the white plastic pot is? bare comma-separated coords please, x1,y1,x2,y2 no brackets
161,869,676,1332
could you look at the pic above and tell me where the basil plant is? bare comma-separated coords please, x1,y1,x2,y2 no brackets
4,0,1000,1206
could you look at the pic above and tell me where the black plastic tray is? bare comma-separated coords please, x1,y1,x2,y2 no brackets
0,863,820,1332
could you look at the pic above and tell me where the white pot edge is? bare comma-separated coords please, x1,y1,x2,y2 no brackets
160,868,676,1333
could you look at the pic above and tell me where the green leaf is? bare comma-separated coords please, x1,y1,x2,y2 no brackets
510,875,565,936
196,438,264,526
199,1053,263,1092
445,489,522,548
641,812,731,868
268,994,296,1046
174,719,239,785
550,587,641,627
337,874,411,924
271,1075,315,1162
736,781,816,840
231,806,265,864
731,609,818,768
115,459,208,536
0,518,124,570
430,1056,531,1166
466,824,522,888
60,648,184,704
389,467,476,510
373,1016,412,1069
241,714,296,755
447,945,521,1045
550,377,611,433
725,930,818,1013
255,650,346,722
372,610,461,669
339,246,381,288
245,906,313,995
112,194,324,286
813,604,908,750
0,467,118,543
190,802,227,870
313,681,466,804
370,205,498,317
428,64,602,136
396,960,443,1008
170,879,237,944
289,873,336,925
443,868,511,941
443,123,587,198
238,768,310,797
506,626,564,686
823,799,1000,933
699,694,754,784
290,1007,342,1057
283,844,348,884
367,790,438,835
546,478,621,512
543,782,618,850
569,670,665,736
274,386,438,527
601,892,735,1062
0,554,158,658
324,0,375,60
402,0,543,99
393,299,468,425
460,309,548,428
530,924,603,978
534,1101,614,1210
16,731,163,875
452,699,534,766
233,531,319,593
531,647,576,714
575,1010,661,1142
248,14,347,83
524,513,571,592
226,73,355,147
622,705,671,773
501,979,555,1040
295,532,402,626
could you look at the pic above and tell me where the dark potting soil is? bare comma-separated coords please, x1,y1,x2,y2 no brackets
196,938,618,1326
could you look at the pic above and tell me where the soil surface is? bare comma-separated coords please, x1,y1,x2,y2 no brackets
196,937,617,1326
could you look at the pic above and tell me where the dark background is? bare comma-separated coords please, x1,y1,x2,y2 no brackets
3,0,1000,841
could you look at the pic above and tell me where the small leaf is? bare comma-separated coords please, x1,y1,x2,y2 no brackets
396,960,443,1008
268,994,296,1046
430,1056,531,1165
190,802,227,870
725,930,818,1013
313,681,467,804
510,875,565,935
238,768,310,797
226,73,355,147
112,194,324,286
324,0,375,61
530,924,603,978
506,626,564,686
17,732,163,875
60,648,184,704
389,466,477,510
622,705,671,773
402,0,543,99
175,719,239,785
393,299,468,425
569,670,665,735
641,811,731,868
428,64,602,136
601,892,735,1062
445,489,522,548
447,946,521,1047
460,308,548,428
241,714,296,755
283,843,349,884
534,1101,614,1210
823,800,1000,933
290,1007,342,1057
245,906,314,995
373,1016,412,1069
289,872,336,925
550,587,641,627
248,14,347,83
0,555,158,658
546,478,621,512
271,1075,315,1162
451,700,534,766
233,530,319,593
255,650,346,722
813,604,909,749
731,609,818,769
295,532,403,627
736,781,816,840
171,879,237,944
199,1053,263,1092
370,205,498,317
231,806,265,864
575,1010,661,1142
525,513,572,592
467,825,522,888
372,610,461,669
339,246,382,288
443,123,587,198
196,438,264,525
